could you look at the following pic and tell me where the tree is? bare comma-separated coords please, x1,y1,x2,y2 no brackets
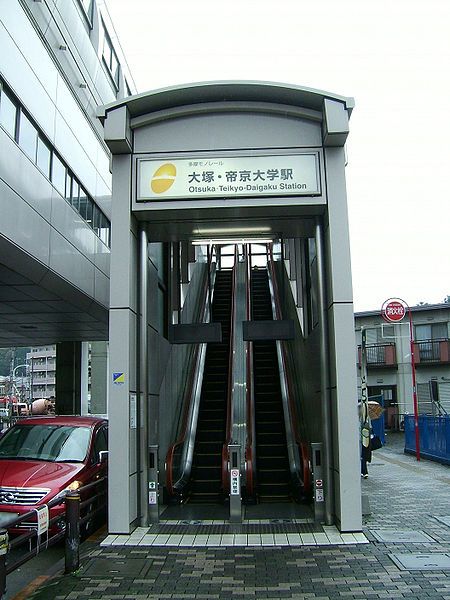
0,348,30,377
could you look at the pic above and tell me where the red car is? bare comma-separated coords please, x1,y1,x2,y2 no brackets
0,415,108,533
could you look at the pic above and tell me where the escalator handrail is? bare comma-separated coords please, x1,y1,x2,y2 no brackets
244,246,255,496
166,258,215,496
267,245,312,495
221,246,239,493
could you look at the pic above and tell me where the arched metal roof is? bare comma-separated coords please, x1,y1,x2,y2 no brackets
97,80,354,122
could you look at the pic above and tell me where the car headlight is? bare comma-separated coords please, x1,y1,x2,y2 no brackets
67,480,82,491
55,480,83,501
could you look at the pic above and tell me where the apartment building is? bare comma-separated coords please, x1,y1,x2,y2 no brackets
355,303,450,429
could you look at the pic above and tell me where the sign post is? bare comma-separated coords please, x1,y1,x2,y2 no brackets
381,298,420,461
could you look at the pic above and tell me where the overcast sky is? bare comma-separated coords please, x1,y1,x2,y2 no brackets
105,0,450,312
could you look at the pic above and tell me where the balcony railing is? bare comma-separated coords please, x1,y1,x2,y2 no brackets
414,339,450,365
358,343,397,368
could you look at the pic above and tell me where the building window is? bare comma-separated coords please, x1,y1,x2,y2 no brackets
79,187,88,220
51,153,67,197
18,110,38,161
77,0,94,28
0,77,111,248
365,325,395,344
415,322,448,341
0,87,17,138
71,179,80,211
36,136,51,178
102,25,120,88
99,212,110,247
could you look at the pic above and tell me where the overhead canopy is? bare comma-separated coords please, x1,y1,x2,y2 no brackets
97,80,354,122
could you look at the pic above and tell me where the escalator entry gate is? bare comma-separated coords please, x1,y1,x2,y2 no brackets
229,443,242,523
148,445,159,523
311,442,325,523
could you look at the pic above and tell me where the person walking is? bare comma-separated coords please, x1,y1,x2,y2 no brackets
361,422,371,478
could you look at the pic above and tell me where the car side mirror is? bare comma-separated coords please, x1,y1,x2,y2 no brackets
99,450,108,464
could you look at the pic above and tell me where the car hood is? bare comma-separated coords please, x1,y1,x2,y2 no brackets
0,460,83,491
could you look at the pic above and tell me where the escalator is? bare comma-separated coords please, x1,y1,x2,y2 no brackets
251,268,292,502
189,269,232,503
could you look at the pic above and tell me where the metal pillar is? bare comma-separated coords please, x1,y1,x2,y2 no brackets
228,443,242,523
315,218,334,525
139,224,149,527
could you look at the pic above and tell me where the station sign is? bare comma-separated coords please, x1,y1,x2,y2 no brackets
381,298,407,323
137,154,320,201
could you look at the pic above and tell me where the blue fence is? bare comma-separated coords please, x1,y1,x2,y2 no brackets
404,414,450,465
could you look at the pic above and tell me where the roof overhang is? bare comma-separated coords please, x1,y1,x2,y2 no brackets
97,80,354,123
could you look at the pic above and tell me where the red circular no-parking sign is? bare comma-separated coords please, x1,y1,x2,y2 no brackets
381,298,407,323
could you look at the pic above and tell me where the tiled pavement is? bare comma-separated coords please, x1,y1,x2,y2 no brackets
27,433,450,599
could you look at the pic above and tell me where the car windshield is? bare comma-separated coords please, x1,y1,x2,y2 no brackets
0,424,91,462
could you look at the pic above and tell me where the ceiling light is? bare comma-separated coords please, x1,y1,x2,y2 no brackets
194,226,272,235
191,238,274,246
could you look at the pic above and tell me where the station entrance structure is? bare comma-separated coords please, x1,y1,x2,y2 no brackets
98,81,361,534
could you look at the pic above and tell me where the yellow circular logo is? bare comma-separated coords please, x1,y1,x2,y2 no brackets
151,163,176,194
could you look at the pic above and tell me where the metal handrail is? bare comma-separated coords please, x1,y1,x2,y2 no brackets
165,254,216,496
244,246,256,497
267,245,311,496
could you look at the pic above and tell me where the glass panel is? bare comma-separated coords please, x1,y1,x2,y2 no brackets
308,237,317,262
65,172,72,200
36,136,51,178
79,187,88,219
103,32,112,68
71,179,80,210
157,285,165,335
149,243,164,274
415,324,431,341
93,204,101,233
0,88,17,138
431,322,448,339
51,153,66,197
365,328,378,344
18,110,37,161
111,50,119,84
79,0,93,24
99,213,110,246
85,197,93,225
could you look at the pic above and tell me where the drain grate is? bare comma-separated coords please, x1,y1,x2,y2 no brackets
82,558,150,577
372,529,435,543
390,553,450,571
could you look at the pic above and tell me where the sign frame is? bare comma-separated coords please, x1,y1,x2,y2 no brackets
133,149,324,208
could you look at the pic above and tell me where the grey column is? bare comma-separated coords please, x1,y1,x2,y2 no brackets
315,218,334,525
55,342,81,415
139,223,149,527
